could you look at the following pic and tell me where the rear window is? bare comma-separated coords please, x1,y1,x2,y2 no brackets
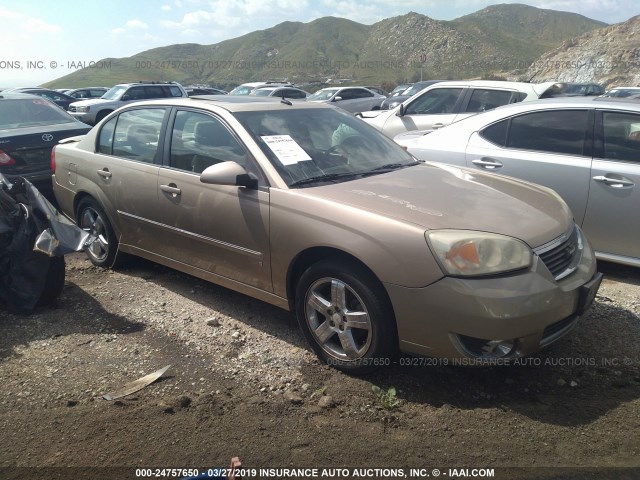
0,98,76,129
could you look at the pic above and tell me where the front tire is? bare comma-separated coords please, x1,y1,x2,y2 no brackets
77,198,120,268
295,260,397,373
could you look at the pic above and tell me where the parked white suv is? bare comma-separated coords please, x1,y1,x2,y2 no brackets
358,80,558,138
68,81,187,125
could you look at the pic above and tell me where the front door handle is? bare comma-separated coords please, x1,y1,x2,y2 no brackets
97,169,112,179
160,183,182,196
593,175,635,188
471,158,503,169
432,123,445,129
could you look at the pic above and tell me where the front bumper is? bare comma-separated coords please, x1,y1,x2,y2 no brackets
68,111,96,125
386,231,600,361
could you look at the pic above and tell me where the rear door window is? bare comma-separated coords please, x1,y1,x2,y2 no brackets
110,108,167,163
464,89,520,113
405,88,464,115
143,86,165,99
506,110,589,156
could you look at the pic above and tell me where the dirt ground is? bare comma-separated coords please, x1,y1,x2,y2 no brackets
1,253,639,480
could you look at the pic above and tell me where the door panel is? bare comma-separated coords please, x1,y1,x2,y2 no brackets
465,109,592,224
155,109,272,290
92,108,166,250
582,111,640,260
156,169,272,290
381,87,464,137
465,133,592,224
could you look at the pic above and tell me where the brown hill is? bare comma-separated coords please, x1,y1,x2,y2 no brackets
525,15,640,87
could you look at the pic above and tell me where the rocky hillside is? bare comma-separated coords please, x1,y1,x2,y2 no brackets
525,16,640,87
44,4,606,89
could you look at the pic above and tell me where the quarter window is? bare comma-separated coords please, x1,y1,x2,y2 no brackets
97,116,117,154
601,111,640,162
481,119,509,147
506,110,589,156
168,86,183,97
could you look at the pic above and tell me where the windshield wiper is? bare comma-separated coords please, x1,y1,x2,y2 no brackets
289,172,363,188
360,160,423,175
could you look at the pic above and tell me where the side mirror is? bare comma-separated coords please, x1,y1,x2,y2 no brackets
200,161,258,189
396,103,405,117
333,96,342,102
121,94,131,101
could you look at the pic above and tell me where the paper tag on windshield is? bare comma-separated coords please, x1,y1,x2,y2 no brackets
261,135,311,165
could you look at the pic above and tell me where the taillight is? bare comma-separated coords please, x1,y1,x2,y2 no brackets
51,146,56,173
0,149,16,166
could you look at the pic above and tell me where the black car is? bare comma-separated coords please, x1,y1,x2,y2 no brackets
0,93,91,198
379,80,444,109
65,87,109,99
542,82,606,97
4,88,79,110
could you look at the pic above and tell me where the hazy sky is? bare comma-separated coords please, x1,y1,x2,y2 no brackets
1,0,637,86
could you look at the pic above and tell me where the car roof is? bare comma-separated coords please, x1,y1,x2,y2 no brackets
134,96,332,113
506,96,640,109
0,92,45,100
438,96,640,132
426,79,556,91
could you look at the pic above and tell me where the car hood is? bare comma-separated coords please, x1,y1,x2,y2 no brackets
303,163,572,248
69,98,114,107
358,110,387,119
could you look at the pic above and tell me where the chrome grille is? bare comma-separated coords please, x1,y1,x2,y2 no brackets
535,226,581,280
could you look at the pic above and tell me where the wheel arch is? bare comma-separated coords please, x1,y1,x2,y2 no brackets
95,109,114,124
73,191,120,238
286,246,395,318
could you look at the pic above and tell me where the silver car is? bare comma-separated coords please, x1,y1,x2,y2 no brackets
307,86,387,113
396,97,640,268
51,97,601,372
359,80,558,138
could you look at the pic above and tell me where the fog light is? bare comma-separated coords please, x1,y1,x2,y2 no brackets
482,340,515,357
456,335,520,359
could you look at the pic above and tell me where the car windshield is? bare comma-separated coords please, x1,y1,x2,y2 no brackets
402,83,432,96
250,89,273,96
229,85,257,95
307,89,339,101
101,86,128,100
234,107,418,188
0,98,76,129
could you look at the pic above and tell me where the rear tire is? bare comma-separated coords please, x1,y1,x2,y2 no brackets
77,198,121,268
295,260,397,374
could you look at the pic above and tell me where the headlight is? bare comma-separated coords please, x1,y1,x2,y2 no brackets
76,106,90,112
426,230,531,276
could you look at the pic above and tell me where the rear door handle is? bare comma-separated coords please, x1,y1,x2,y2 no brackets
160,183,182,196
593,175,635,188
471,158,503,169
97,169,112,179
